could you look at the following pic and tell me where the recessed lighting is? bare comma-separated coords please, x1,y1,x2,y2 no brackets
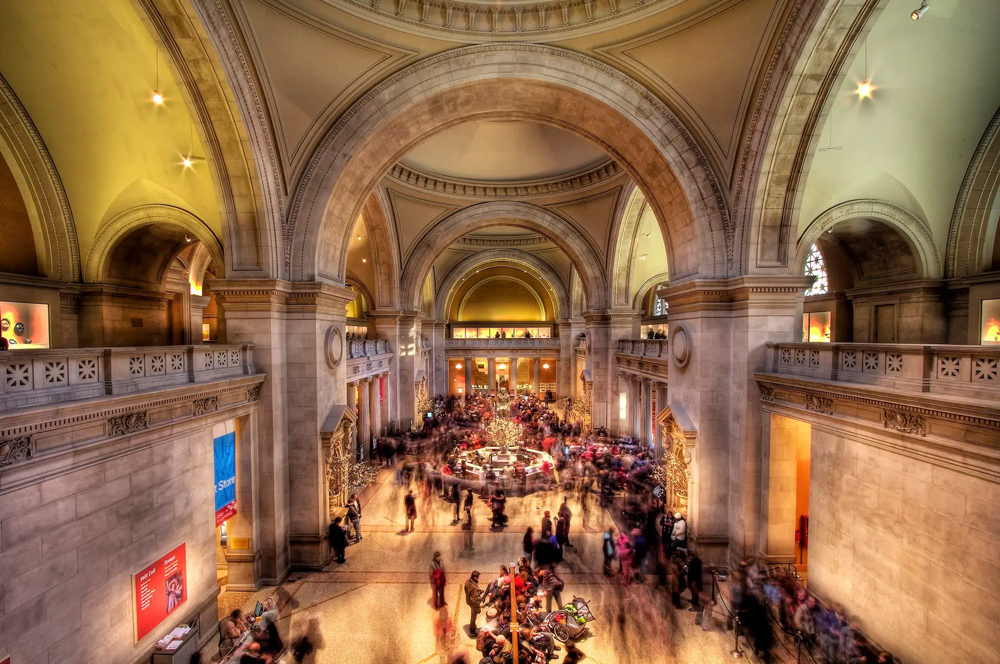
357,235,362,240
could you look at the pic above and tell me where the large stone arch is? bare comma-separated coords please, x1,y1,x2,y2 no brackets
361,188,402,309
435,249,570,321
608,182,650,308
0,73,80,283
632,272,671,311
795,200,942,280
946,106,1000,278
85,204,225,286
401,202,607,312
734,0,881,274
287,44,731,287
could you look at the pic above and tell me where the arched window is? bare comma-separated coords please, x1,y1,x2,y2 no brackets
804,244,828,296
652,283,669,316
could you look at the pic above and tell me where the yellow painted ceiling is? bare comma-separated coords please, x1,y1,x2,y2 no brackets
0,0,221,270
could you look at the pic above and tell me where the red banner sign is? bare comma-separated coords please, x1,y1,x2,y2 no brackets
133,543,187,642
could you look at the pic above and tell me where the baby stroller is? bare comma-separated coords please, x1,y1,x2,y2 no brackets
546,596,595,642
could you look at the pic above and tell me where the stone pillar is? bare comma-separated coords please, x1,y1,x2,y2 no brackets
370,376,382,439
583,310,640,431
431,321,447,397
558,319,581,400
378,373,390,435
464,357,472,398
488,357,496,391
190,294,210,344
346,381,358,456
224,412,260,591
510,355,518,395
370,310,422,432
654,384,667,454
641,378,653,448
358,377,371,461
534,358,541,397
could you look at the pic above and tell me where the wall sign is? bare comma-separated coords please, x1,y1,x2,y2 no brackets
214,432,237,527
133,543,187,642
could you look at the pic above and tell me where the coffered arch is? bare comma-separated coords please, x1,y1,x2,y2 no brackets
286,44,731,290
360,188,402,309
435,248,570,322
401,201,607,313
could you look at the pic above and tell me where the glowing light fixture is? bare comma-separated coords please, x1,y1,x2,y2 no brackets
184,233,193,243
855,40,876,101
542,363,550,369
152,91,164,105
911,1,929,20
455,363,463,369
498,363,507,370
357,235,363,240
362,258,367,263
151,47,164,105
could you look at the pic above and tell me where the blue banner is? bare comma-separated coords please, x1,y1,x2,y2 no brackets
214,432,237,526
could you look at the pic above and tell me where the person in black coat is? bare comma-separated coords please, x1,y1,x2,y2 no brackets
687,553,703,612
328,517,348,564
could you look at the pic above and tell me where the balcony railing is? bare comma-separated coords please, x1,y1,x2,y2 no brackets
445,338,561,350
0,344,255,412
763,342,1000,400
347,339,391,360
618,339,669,359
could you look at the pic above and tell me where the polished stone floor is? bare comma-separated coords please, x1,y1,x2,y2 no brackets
208,470,739,664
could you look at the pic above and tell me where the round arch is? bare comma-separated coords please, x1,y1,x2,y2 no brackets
400,202,607,312
632,272,671,312
85,204,225,286
361,187,402,308
0,73,80,282
608,183,651,308
457,276,547,322
287,44,730,287
795,200,942,280
435,249,570,321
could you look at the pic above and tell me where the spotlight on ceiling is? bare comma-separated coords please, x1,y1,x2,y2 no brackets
911,1,929,20
357,235,362,240
152,91,164,105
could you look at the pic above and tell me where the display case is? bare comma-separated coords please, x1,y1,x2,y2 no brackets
981,300,1000,345
802,311,831,343
1,301,50,349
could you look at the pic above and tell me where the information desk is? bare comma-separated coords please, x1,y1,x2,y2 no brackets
151,625,198,664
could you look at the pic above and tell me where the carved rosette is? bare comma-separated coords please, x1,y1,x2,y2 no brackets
107,411,148,436
804,393,834,415
882,409,926,436
0,436,33,467
193,395,219,415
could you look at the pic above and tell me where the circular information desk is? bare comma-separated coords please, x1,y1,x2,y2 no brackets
451,444,554,493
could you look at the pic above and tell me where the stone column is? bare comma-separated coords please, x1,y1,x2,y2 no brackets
510,355,518,395
558,319,581,400
464,357,472,398
488,357,496,391
358,377,371,461
641,378,653,448
346,381,358,457
583,310,640,430
370,376,382,439
534,358,541,397
378,373,390,435
370,310,422,432
431,321,447,397
190,294,210,344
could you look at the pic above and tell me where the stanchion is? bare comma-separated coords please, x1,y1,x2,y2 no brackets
796,633,802,664
731,617,744,659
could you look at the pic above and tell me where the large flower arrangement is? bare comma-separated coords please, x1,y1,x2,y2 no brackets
484,415,523,448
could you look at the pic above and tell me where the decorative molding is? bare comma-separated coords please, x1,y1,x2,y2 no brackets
670,324,690,369
804,393,833,415
325,325,344,368
107,411,149,436
456,236,551,248
882,408,926,437
388,159,622,198
247,385,262,402
193,395,220,415
760,385,775,402
0,436,33,467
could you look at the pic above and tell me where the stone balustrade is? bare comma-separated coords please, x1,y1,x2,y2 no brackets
764,342,1000,401
347,338,391,359
617,339,669,358
444,338,561,350
0,343,255,411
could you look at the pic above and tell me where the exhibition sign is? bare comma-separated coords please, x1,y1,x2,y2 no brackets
133,543,187,642
214,431,237,526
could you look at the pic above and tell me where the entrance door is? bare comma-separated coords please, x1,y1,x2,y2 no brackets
875,304,896,343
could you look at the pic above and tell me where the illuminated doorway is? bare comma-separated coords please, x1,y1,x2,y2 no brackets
766,414,811,572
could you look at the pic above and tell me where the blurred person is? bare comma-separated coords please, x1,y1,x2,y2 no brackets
670,511,687,553
465,570,483,636
464,500,476,552
563,640,586,664
632,528,648,582
451,482,461,523
687,552,703,614
523,526,535,563
541,566,565,613
558,497,574,547
668,553,683,608
602,527,616,576
405,490,417,532
794,595,817,643
240,642,271,664
541,510,553,538
616,530,634,585
219,608,245,653
555,513,569,556
464,488,475,524
434,605,454,653
430,550,447,609
346,493,362,542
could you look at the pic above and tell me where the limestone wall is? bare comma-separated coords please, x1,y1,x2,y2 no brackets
809,425,1000,664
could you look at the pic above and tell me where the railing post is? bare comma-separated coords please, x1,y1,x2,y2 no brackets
732,617,744,659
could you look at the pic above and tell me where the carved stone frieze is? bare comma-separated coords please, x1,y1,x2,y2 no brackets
0,435,33,467
760,385,775,402
247,385,261,402
107,411,149,436
882,409,926,436
193,396,220,415
804,393,834,415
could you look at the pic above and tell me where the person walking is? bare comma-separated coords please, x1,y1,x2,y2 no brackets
616,531,634,586
523,527,535,564
328,517,348,564
555,514,568,556
541,510,553,538
464,570,483,636
541,566,565,613
451,482,461,524
464,499,476,552
558,498,574,547
430,550,447,609
404,490,417,532
464,488,475,523
687,552,704,617
346,494,362,542
602,527,615,576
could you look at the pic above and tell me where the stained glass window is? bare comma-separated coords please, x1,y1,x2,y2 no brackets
653,283,669,316
804,244,828,296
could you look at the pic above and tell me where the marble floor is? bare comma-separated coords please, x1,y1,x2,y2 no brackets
207,471,741,664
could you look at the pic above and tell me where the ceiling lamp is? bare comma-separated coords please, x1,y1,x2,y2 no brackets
498,363,506,370
911,1,929,20
151,47,164,105
455,363,462,369
854,41,876,101
152,91,164,105
357,235,363,240
362,258,367,263
181,118,204,169
542,363,550,369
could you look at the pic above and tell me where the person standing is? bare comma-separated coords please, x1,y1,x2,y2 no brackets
328,517,348,564
346,494,362,542
522,527,535,564
430,551,447,609
555,514,568,556
464,570,483,636
670,512,687,554
541,510,553,538
558,498,574,547
602,527,615,576
464,500,476,552
616,531,634,586
541,566,565,614
451,482,461,523
464,489,475,524
688,552,704,616
405,490,417,532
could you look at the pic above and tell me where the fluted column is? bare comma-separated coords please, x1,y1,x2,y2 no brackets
370,376,381,439
488,357,496,391
641,378,653,448
534,359,541,397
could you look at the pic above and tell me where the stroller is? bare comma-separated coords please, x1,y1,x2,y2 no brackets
545,596,596,643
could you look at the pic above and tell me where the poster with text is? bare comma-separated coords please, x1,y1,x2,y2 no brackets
133,543,187,642
214,431,237,526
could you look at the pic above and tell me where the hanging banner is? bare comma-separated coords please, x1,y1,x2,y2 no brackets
214,432,237,526
133,543,187,642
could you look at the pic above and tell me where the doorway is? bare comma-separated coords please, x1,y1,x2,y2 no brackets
875,304,896,343
766,414,811,573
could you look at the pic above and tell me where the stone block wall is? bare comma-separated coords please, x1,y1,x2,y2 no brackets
809,426,1000,664
0,425,221,664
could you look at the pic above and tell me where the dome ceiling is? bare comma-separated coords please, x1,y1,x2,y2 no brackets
400,120,609,183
